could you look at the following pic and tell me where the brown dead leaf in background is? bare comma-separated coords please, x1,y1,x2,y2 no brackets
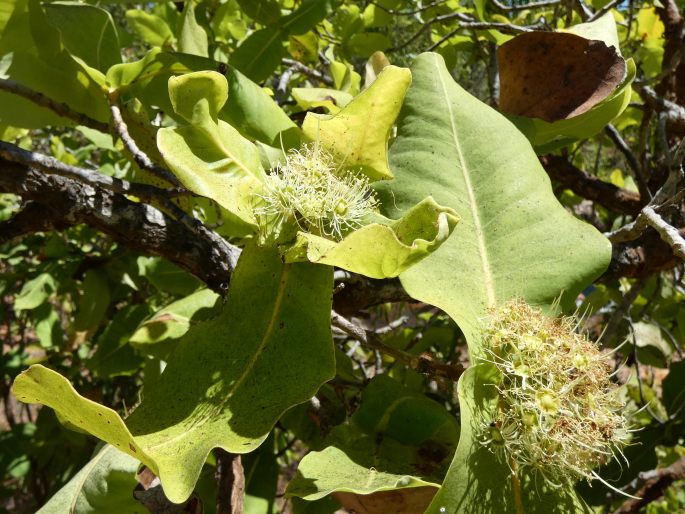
333,486,437,514
497,31,626,122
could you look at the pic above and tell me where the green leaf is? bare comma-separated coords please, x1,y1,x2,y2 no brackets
14,244,336,504
34,303,63,348
379,53,610,345
288,444,438,500
424,365,593,514
42,2,121,72
292,87,353,114
235,0,281,25
88,305,148,379
129,288,221,358
178,0,208,57
106,49,214,114
137,256,203,296
230,26,287,83
157,70,265,229
125,9,175,48
302,65,411,181
288,375,459,500
14,273,56,311
0,1,109,128
633,321,673,368
283,197,459,279
73,269,110,333
281,0,335,35
37,445,140,514
220,65,300,147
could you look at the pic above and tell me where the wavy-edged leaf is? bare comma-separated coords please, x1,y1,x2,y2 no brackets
380,52,610,346
424,365,593,514
37,445,140,514
157,71,265,228
303,65,411,181
292,87,353,114
283,197,458,279
14,244,335,504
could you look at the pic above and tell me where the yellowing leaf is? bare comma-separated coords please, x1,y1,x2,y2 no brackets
303,65,411,181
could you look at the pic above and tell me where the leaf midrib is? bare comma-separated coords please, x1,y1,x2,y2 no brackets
435,57,495,308
143,264,292,451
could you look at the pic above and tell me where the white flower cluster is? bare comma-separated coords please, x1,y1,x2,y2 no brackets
254,144,377,243
480,300,629,488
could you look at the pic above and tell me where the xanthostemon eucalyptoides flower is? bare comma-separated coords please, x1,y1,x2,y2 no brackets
479,300,630,489
254,144,378,244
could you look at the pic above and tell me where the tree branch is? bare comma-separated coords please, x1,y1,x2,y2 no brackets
333,274,414,316
612,456,685,514
331,311,463,381
0,78,109,133
215,450,244,514
540,155,642,215
0,159,239,295
108,101,182,187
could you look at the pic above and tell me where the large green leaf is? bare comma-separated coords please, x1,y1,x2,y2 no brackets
230,26,287,83
0,0,109,128
380,53,611,346
37,445,140,514
157,70,265,229
303,65,411,181
43,2,121,72
281,0,336,35
283,197,458,279
14,244,336,504
424,365,593,514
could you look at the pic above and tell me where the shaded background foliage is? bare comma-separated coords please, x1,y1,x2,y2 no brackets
1,0,685,513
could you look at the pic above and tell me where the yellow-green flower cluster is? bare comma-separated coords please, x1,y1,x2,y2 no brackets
254,144,377,243
480,300,629,487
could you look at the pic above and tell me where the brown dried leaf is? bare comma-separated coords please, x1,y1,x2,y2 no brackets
497,31,626,122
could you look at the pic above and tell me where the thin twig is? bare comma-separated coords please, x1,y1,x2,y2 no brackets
370,0,449,16
491,0,561,10
426,21,537,51
0,78,110,133
641,206,685,260
587,0,621,22
331,311,463,381
109,101,182,187
604,124,648,196
281,59,333,86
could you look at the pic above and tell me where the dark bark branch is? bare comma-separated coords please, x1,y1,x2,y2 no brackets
540,155,642,215
655,0,684,97
281,58,334,87
601,226,685,282
0,141,186,203
612,456,685,514
0,202,65,240
215,450,244,514
333,275,414,316
0,78,109,133
0,159,238,295
491,0,561,11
